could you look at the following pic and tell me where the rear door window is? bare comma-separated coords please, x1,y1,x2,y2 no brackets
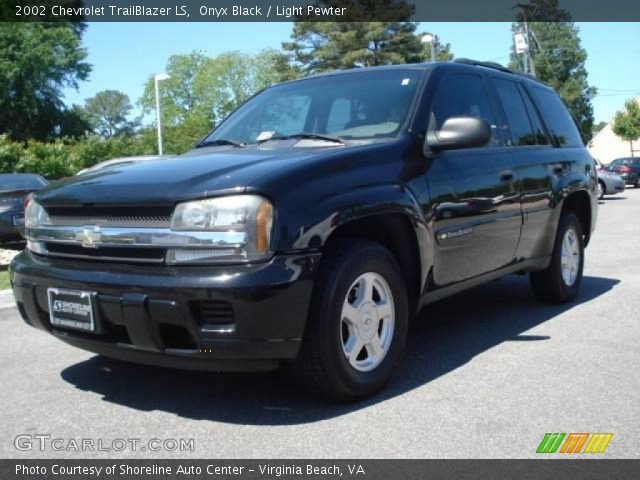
493,78,536,146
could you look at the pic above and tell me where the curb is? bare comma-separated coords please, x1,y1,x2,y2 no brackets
0,289,16,310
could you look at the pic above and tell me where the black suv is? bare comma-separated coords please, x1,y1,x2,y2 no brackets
11,61,597,400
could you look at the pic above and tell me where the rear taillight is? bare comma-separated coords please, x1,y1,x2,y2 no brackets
23,193,33,210
618,166,632,173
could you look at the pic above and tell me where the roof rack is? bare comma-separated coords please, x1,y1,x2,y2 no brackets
453,58,513,73
451,58,547,85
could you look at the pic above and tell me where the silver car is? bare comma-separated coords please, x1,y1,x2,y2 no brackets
596,165,625,200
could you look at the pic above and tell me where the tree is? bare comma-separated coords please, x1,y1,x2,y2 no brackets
508,1,596,138
138,50,285,153
283,1,424,74
0,22,91,141
83,90,136,137
418,33,454,62
612,100,640,157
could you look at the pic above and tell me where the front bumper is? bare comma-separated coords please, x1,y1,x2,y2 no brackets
0,211,24,240
10,250,321,372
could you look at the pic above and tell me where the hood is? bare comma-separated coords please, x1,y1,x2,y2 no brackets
36,145,336,206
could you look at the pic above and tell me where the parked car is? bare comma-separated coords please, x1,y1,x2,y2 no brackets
10,60,597,401
595,160,625,199
0,174,47,243
604,157,640,187
77,155,165,175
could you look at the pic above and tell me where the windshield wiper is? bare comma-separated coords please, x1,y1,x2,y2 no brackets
196,139,244,148
257,133,346,145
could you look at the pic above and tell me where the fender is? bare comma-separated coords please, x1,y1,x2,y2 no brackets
276,183,433,291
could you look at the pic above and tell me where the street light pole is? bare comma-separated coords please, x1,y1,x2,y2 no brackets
421,33,436,63
154,73,170,155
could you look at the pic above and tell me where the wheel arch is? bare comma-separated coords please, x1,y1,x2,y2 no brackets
561,189,593,246
302,185,430,316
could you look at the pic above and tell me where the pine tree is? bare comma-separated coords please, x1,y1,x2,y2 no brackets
283,1,424,74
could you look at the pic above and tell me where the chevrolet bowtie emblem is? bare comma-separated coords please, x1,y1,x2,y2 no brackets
77,226,101,248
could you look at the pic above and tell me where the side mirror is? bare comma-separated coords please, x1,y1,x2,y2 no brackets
426,116,492,152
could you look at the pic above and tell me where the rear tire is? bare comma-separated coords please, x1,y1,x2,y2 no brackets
597,180,605,200
293,239,408,401
530,212,584,304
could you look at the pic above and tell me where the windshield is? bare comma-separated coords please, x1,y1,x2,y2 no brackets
202,69,425,145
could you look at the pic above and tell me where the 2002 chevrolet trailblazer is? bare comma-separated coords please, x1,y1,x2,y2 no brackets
10,61,597,400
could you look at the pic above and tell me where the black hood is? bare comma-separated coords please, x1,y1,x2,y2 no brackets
35,145,337,206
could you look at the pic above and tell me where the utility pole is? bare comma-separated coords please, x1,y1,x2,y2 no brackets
515,3,536,76
522,19,535,76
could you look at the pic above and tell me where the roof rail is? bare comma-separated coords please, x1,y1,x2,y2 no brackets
452,58,513,73
451,58,548,86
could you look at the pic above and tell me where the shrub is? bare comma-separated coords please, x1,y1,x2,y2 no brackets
0,124,206,179
0,135,23,173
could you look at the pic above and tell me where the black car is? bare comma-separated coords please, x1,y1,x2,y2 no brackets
604,157,640,187
0,173,47,244
10,61,597,400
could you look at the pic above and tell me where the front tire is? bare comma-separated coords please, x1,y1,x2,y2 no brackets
293,239,409,401
597,180,605,200
530,212,584,304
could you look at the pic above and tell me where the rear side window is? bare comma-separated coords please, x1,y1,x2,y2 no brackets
530,87,583,147
493,78,536,146
430,73,500,147
520,86,549,145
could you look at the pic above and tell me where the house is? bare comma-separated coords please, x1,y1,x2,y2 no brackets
588,96,640,164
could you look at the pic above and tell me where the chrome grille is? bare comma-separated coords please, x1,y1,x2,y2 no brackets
46,206,173,228
48,214,171,228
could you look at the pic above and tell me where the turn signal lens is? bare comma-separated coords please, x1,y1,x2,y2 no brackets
256,200,273,253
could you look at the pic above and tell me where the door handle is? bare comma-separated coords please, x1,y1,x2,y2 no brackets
499,170,515,183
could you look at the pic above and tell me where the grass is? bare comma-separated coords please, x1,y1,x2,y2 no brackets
0,271,10,290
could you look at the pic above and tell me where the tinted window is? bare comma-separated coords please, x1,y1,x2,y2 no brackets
493,78,536,146
519,85,549,145
530,87,583,147
0,175,46,190
430,73,500,147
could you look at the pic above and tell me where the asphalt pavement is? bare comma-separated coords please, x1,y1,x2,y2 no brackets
1,188,638,459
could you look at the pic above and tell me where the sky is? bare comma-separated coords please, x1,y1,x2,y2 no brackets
62,22,640,124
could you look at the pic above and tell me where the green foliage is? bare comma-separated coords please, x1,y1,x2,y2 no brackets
508,1,596,138
138,49,285,141
0,22,91,141
0,271,9,291
612,100,640,152
15,140,81,179
0,135,24,173
283,2,425,74
0,134,158,180
83,90,137,137
418,33,454,62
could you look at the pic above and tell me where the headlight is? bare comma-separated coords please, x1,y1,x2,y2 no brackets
24,200,50,228
168,195,273,264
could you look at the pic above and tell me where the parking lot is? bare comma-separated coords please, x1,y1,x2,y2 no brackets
1,189,638,459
